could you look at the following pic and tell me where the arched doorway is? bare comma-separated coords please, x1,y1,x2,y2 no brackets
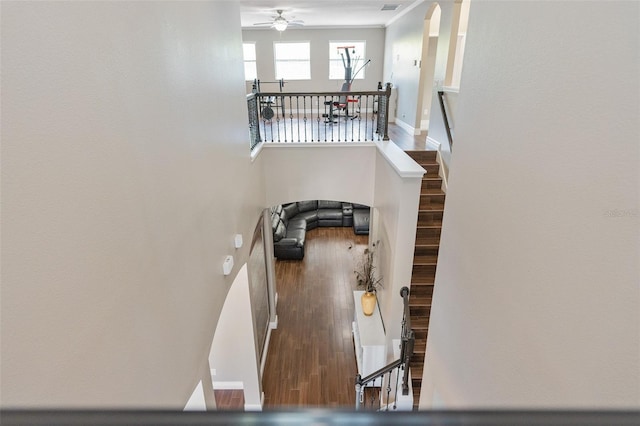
445,0,470,88
416,3,442,133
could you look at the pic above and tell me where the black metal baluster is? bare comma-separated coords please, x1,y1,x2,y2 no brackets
385,371,392,411
302,96,308,142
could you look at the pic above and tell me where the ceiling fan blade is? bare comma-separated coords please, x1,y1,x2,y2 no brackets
288,20,305,25
253,22,275,26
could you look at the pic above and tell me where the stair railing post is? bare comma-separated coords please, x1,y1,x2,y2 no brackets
355,374,362,410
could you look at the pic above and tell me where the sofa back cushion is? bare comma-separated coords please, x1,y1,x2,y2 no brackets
352,203,370,209
297,200,318,213
282,203,299,220
318,200,342,209
271,212,281,232
273,220,286,242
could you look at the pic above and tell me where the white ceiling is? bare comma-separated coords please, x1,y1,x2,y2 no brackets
239,0,422,29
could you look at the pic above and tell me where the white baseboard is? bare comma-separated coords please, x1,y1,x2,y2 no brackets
436,149,448,194
244,392,264,411
212,381,243,390
420,119,429,131
395,117,420,136
426,136,441,150
260,316,277,377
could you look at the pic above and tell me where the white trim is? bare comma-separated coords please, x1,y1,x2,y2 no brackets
426,137,448,193
260,315,277,377
212,381,243,390
395,117,420,136
436,149,448,194
244,392,264,411
385,0,425,27
250,142,264,162
426,136,441,150
442,86,460,94
375,140,425,179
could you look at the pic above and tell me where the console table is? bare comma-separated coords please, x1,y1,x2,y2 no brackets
352,291,386,387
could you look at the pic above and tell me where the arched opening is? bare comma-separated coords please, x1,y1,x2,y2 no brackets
416,3,442,132
445,0,470,88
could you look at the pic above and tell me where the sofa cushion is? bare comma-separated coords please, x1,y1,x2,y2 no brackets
297,200,318,213
297,209,318,224
273,220,286,242
282,203,299,220
318,200,342,209
317,208,342,221
353,209,370,235
287,217,307,231
352,203,369,209
285,228,306,247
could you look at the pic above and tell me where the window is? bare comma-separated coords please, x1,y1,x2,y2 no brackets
274,42,310,80
243,43,257,81
329,41,366,80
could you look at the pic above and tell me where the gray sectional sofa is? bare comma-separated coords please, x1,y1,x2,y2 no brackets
271,200,370,260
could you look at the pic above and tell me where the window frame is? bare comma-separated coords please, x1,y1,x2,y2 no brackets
329,41,367,81
242,42,257,82
273,41,311,81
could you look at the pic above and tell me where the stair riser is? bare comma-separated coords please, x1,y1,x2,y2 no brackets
417,211,443,226
416,227,441,240
421,179,442,192
422,164,440,176
414,246,439,260
409,284,434,298
410,306,431,317
412,264,436,279
420,194,445,209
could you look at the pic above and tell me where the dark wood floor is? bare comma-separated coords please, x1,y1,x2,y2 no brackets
214,390,244,410
262,227,368,408
388,123,428,151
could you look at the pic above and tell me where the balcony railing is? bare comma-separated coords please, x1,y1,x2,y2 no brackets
356,286,414,411
247,83,392,149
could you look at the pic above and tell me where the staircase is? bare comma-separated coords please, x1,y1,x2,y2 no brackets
405,150,445,409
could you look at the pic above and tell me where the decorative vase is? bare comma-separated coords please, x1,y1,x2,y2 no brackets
361,291,377,316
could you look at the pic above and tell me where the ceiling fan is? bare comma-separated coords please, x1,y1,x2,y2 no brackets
253,10,304,32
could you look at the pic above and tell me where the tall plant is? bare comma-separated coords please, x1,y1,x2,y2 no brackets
354,241,382,293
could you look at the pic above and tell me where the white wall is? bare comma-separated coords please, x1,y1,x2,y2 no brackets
243,28,385,93
421,0,640,409
384,1,457,138
1,2,265,408
261,144,377,207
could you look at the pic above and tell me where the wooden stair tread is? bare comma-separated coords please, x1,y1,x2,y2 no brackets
420,188,444,195
418,205,444,212
417,219,442,227
415,237,441,246
412,255,438,265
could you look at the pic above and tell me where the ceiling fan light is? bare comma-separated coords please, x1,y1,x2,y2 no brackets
273,20,288,31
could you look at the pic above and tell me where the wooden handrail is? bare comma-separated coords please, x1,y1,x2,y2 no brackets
437,91,453,150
